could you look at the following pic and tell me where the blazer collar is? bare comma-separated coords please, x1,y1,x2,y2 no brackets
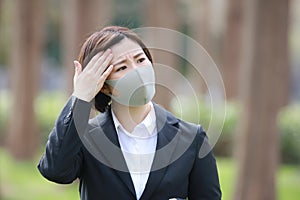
86,103,181,199
87,110,136,197
90,103,180,147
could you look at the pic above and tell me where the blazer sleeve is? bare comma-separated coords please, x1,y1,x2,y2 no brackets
37,96,92,184
188,126,222,200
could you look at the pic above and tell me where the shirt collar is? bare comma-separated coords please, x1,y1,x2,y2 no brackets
111,102,157,137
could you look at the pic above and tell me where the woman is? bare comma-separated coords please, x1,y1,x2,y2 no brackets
38,26,221,200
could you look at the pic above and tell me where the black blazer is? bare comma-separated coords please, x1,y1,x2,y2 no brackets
38,96,221,200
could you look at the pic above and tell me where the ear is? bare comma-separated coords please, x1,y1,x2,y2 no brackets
101,83,111,95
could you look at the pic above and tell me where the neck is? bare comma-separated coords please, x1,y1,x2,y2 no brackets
111,102,151,133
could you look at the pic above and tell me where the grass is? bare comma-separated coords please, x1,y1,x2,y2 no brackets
217,158,300,200
0,148,299,200
0,148,78,200
277,164,300,200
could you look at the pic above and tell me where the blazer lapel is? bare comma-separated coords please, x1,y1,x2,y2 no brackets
140,104,181,200
83,104,182,200
84,110,136,198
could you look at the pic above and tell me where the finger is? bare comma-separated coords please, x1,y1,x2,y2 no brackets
84,51,105,71
73,61,80,80
97,65,114,85
74,60,82,73
93,65,113,95
92,49,112,73
95,53,113,76
97,65,113,89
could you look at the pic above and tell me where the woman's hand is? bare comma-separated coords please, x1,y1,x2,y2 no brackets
72,49,114,102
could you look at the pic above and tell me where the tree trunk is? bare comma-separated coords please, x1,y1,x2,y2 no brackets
143,0,181,110
221,0,245,100
186,0,211,97
61,0,112,94
234,0,290,199
6,0,45,159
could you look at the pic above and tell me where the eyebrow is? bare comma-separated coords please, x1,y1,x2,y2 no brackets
112,52,144,66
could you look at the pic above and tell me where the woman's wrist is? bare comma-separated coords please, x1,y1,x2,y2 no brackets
72,91,92,103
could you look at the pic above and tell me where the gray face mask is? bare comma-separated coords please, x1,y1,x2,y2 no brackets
105,65,155,107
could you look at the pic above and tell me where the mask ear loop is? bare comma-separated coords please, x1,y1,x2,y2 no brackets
104,80,120,98
100,82,114,98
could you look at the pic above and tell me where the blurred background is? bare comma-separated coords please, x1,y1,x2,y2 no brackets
0,0,299,199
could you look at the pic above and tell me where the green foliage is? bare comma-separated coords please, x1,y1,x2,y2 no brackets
171,97,300,164
35,92,67,143
278,104,300,164
171,98,240,157
0,92,67,144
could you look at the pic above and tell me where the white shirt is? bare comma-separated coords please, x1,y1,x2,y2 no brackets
111,103,157,200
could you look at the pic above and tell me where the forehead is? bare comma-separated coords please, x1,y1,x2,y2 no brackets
110,38,143,60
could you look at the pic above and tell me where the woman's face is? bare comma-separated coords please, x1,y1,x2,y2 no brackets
107,38,152,80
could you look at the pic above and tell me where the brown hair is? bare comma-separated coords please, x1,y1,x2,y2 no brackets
77,26,153,113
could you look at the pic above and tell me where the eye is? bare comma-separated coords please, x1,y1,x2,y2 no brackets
116,66,127,72
137,58,145,63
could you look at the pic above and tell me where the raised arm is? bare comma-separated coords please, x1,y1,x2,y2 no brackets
38,49,113,184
